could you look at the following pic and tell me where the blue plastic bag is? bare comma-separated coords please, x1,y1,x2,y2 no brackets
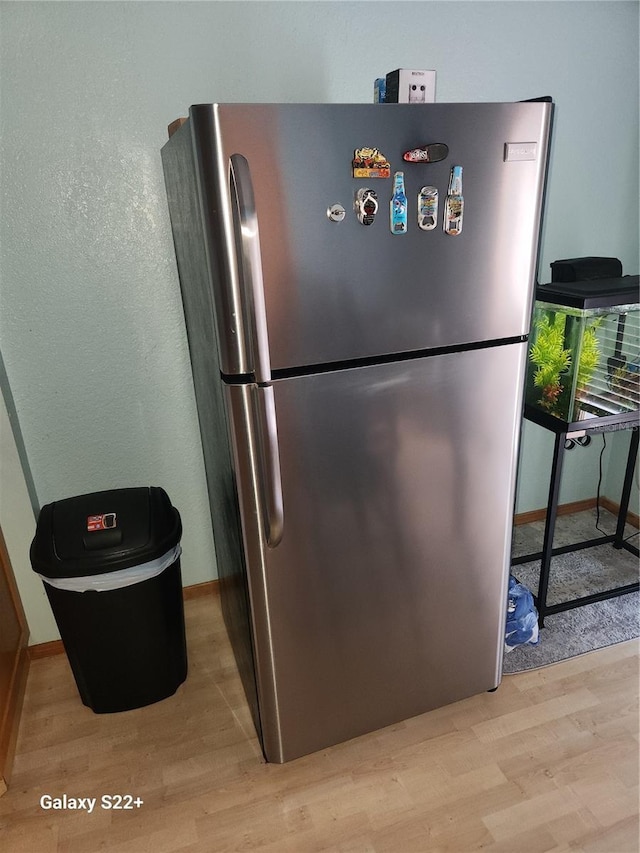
505,575,539,652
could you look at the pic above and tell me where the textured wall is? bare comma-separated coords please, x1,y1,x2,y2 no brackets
1,2,638,642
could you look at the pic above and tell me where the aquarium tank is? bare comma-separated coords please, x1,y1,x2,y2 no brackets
525,276,639,425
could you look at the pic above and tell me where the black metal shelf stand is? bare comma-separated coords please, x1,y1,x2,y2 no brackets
512,404,639,627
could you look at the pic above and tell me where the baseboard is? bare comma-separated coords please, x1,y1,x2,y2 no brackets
515,497,639,529
183,579,220,600
514,498,597,526
28,579,222,659
28,640,65,660
600,497,640,529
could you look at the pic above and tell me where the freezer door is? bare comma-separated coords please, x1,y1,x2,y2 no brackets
227,342,527,762
190,102,551,374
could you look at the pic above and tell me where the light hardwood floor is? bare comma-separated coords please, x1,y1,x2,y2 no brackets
1,590,638,852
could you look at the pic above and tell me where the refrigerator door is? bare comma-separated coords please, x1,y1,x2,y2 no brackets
226,341,527,762
190,102,551,375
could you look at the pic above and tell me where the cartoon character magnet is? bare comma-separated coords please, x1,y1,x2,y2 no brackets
352,147,391,179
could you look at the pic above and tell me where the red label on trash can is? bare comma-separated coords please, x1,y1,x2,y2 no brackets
87,513,117,532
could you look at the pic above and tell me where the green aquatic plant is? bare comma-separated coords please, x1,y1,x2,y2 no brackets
529,314,572,412
576,320,601,396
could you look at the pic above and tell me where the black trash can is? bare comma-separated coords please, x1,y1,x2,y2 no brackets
30,487,187,713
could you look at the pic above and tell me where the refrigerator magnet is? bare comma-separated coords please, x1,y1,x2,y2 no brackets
443,195,464,235
418,186,438,231
390,171,408,234
355,188,379,225
444,165,464,236
327,203,346,223
352,147,391,179
403,142,449,164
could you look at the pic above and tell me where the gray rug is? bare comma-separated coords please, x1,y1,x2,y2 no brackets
503,509,639,673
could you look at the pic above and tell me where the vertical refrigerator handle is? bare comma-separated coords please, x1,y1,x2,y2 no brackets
229,154,283,547
229,153,271,384
251,385,284,548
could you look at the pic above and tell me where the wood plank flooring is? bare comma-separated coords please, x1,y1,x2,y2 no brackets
1,590,638,852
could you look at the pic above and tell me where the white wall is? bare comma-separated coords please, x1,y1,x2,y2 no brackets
1,1,638,643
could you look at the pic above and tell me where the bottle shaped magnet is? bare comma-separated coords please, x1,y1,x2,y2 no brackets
390,171,408,234
418,186,438,231
444,165,464,236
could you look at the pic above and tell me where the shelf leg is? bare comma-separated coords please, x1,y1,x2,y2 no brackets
614,427,639,548
537,430,567,627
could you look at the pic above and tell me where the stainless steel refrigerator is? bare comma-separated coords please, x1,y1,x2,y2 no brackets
162,102,552,763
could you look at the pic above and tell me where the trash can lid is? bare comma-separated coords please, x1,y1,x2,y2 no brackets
30,487,182,579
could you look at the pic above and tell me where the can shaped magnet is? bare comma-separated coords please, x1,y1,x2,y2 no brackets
418,186,438,231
